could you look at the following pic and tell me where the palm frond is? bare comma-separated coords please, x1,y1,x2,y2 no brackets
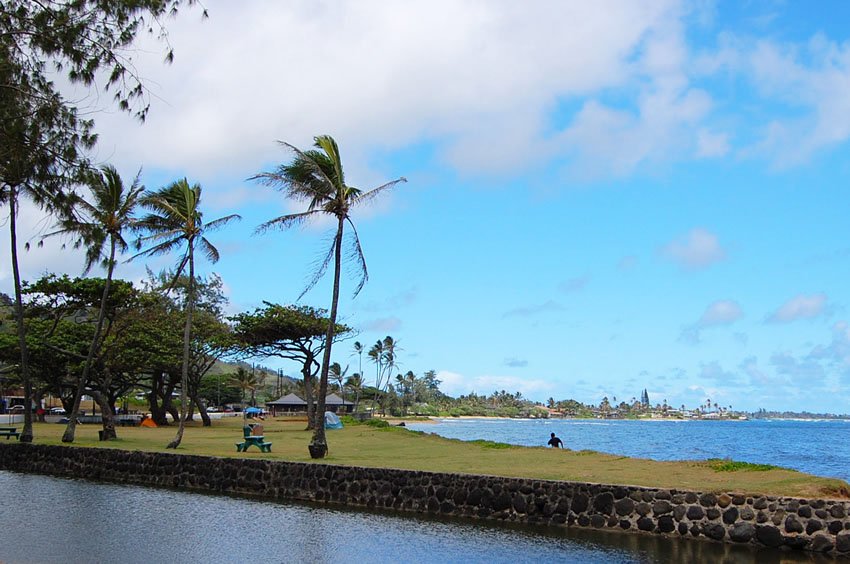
205,213,241,231
298,236,336,301
254,210,318,235
198,237,220,264
345,217,369,297
353,177,407,207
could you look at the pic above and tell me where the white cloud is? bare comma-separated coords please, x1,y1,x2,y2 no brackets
766,293,828,323
84,0,688,184
662,227,726,270
679,299,743,344
436,370,555,398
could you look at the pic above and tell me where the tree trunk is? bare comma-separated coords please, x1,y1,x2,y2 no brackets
309,216,344,458
302,353,317,430
167,249,194,449
63,238,116,443
192,394,211,427
9,188,34,443
93,391,117,440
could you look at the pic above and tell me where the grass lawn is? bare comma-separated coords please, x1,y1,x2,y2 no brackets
23,416,850,500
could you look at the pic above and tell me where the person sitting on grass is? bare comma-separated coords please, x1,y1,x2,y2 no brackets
547,432,563,448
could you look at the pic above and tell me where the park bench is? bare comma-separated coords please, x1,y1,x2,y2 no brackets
0,427,20,440
236,424,272,453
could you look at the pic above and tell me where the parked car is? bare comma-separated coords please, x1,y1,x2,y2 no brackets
50,407,66,414
9,405,25,412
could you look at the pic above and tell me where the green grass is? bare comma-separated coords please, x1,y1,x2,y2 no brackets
706,458,781,472
19,417,850,500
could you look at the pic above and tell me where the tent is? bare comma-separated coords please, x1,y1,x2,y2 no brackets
140,416,157,428
245,407,263,415
324,411,343,430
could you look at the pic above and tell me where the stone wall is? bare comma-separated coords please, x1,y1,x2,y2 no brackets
1,443,849,555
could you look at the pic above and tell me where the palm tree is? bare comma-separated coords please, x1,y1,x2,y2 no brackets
230,366,261,412
352,341,363,383
345,373,364,412
41,165,144,443
252,135,405,458
133,178,240,449
329,362,348,404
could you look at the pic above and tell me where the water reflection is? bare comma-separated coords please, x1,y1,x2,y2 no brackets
0,472,832,564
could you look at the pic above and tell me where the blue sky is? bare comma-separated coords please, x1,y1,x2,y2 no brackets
3,0,850,412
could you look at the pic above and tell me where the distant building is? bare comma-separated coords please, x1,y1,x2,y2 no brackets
266,393,354,416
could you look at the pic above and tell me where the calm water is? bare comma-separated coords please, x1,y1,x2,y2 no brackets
0,472,833,564
405,418,850,482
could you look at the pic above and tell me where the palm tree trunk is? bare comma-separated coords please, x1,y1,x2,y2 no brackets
167,249,194,449
9,188,33,443
63,237,116,443
309,216,344,458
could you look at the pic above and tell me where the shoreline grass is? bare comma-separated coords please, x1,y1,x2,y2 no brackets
16,417,850,500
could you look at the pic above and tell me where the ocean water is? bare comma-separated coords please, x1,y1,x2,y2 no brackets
405,418,850,482
0,471,819,564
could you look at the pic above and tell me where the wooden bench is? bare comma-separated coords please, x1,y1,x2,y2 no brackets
236,424,272,453
0,427,20,440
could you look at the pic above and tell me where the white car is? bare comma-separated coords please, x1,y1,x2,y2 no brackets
9,405,25,412
50,407,67,414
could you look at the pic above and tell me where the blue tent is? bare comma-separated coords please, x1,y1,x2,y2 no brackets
245,407,262,415
324,411,343,430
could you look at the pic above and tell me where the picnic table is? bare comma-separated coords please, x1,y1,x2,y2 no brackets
0,427,20,440
236,424,272,453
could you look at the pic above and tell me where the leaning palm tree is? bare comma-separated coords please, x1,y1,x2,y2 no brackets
42,165,144,443
252,134,405,458
133,178,240,449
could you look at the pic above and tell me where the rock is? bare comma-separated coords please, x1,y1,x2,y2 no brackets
684,492,698,504
830,504,847,518
835,532,850,553
815,509,829,519
571,494,589,514
810,533,834,553
593,492,614,515
636,502,652,516
637,517,655,532
806,519,823,534
512,495,527,514
678,522,689,535
722,507,739,524
739,506,754,520
615,497,635,516
732,495,746,505
729,522,755,543
658,515,676,533
619,519,631,529
797,505,812,518
704,523,726,541
699,493,717,507
590,514,606,528
655,490,672,500
706,508,721,520
784,515,803,533
673,505,687,521
755,525,784,548
756,511,768,524
717,494,732,508
753,497,768,510
686,505,705,520
829,520,844,534
784,536,810,550
652,500,672,515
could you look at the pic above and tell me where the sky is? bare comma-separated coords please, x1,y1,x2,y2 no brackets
3,0,850,413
